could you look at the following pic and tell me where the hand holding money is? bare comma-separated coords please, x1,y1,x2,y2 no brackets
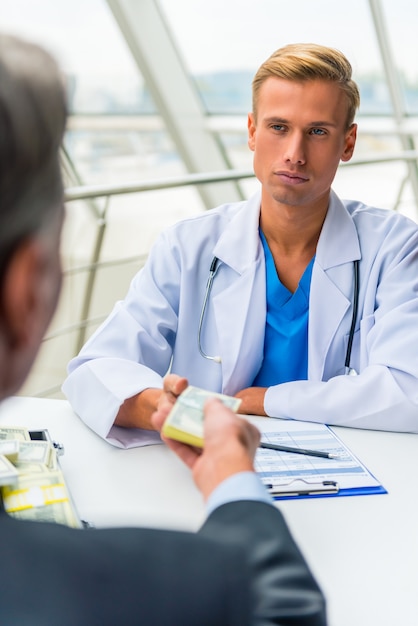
160,385,242,447
152,384,261,501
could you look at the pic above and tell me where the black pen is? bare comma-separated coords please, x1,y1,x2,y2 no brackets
259,441,339,459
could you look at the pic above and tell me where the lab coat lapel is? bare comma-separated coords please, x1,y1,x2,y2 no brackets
308,191,361,380
212,192,265,394
308,266,351,379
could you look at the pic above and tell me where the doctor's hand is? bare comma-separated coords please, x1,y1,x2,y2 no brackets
152,398,260,502
234,386,268,416
114,374,188,431
156,374,189,415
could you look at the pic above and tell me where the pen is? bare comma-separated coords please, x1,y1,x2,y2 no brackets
259,441,339,459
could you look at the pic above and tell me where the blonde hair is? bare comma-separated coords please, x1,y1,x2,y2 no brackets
252,43,360,128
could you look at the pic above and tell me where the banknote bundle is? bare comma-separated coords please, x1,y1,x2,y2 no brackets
161,386,242,447
0,426,81,528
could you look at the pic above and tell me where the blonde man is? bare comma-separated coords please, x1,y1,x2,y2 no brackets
64,43,418,440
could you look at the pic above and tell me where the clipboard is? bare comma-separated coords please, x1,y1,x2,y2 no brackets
251,417,387,501
266,478,340,497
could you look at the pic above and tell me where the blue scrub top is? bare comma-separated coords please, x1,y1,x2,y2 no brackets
252,231,314,387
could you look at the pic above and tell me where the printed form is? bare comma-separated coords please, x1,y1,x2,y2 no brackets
247,417,386,499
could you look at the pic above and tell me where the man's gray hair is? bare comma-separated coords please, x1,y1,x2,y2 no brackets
0,34,67,272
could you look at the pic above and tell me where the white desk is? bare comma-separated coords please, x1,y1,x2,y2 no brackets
1,396,417,626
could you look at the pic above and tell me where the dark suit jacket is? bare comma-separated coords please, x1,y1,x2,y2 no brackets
0,500,326,625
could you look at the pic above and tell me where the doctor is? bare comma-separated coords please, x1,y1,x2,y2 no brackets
63,43,418,447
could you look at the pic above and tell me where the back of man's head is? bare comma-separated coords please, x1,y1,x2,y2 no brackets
0,34,67,276
0,34,67,397
252,42,360,128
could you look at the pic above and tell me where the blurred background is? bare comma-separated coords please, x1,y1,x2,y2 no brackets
2,0,418,398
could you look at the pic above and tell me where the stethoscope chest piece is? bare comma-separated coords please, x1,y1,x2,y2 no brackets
345,367,358,376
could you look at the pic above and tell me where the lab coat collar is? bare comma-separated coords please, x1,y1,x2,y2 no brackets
213,189,361,273
317,189,361,269
213,191,262,273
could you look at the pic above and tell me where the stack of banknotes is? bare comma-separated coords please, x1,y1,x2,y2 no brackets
161,386,242,447
0,426,81,528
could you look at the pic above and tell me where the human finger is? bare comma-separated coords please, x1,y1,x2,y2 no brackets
162,374,188,397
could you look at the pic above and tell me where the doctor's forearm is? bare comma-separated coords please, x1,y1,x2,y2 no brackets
114,388,162,430
235,387,267,417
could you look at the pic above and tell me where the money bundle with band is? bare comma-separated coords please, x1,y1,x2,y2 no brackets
161,386,242,447
0,426,81,528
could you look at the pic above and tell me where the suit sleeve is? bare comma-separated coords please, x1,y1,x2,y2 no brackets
199,500,327,626
0,511,252,626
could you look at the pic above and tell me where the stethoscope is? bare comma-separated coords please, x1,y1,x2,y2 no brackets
198,256,360,376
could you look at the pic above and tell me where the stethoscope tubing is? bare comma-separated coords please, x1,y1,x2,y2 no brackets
197,257,221,363
345,259,359,373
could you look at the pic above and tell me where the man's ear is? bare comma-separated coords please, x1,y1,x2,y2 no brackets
0,237,48,351
341,123,357,162
248,113,256,152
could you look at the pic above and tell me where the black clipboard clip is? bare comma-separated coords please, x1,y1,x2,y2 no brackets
265,478,339,497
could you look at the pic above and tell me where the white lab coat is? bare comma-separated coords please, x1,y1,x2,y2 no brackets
63,189,418,447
